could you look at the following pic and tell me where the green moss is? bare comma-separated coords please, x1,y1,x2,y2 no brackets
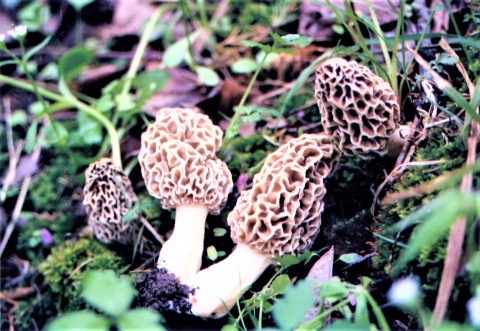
227,134,275,175
38,238,126,312
373,127,467,290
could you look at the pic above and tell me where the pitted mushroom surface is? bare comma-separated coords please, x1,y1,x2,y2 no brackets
189,134,340,318
229,133,340,257
315,57,400,159
140,107,223,160
83,158,138,243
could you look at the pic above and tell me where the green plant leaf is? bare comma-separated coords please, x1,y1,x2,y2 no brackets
196,66,220,86
319,278,349,299
132,70,169,92
241,40,271,53
279,33,312,48
272,279,316,331
68,0,94,11
24,118,38,154
163,30,203,68
221,325,239,331
213,228,227,237
81,270,136,318
271,274,290,294
42,122,69,146
58,47,94,82
78,110,102,145
338,253,362,264
44,311,110,331
117,308,166,331
206,245,218,261
231,58,258,74
94,94,115,113
393,190,479,273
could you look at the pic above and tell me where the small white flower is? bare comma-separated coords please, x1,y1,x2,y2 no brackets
387,276,421,310
0,34,5,42
7,25,27,40
467,295,480,327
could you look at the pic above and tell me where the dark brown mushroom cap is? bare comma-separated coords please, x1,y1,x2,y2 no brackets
315,57,400,159
140,140,233,214
227,134,340,257
83,158,138,243
140,107,223,159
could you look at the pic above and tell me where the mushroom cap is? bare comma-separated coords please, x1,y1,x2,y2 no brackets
83,158,138,243
140,140,233,214
140,107,223,159
315,57,400,159
227,134,340,257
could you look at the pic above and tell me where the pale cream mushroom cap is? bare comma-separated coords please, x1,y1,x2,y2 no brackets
83,158,138,243
315,57,400,159
228,133,340,257
140,107,223,159
139,140,232,214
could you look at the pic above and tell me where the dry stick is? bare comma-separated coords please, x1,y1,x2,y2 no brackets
406,43,479,325
431,38,479,324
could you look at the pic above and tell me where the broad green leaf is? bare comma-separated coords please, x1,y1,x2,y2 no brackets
44,311,110,331
114,93,135,112
68,0,94,11
58,47,94,82
78,110,102,145
196,66,220,86
10,110,27,126
81,270,136,318
338,253,362,264
213,228,227,237
94,94,115,113
42,122,69,146
393,190,478,273
319,278,349,298
24,119,38,153
221,325,239,331
353,290,369,327
272,280,316,331
163,30,202,68
321,320,370,331
276,254,303,268
241,40,271,53
271,274,290,294
117,308,166,331
206,245,218,261
280,34,312,48
38,62,58,80
132,70,169,92
231,58,258,74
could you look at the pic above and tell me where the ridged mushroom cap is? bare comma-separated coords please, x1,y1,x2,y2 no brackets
227,134,340,257
83,158,138,243
140,107,223,159
140,140,233,214
315,57,400,159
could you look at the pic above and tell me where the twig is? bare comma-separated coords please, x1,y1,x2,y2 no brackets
139,216,165,245
0,174,32,258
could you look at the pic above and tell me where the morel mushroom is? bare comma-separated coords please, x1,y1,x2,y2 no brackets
315,57,401,159
189,134,340,318
83,158,138,243
138,108,233,286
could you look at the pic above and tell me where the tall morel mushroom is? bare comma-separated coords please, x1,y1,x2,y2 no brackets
315,57,401,159
189,134,340,318
138,107,233,286
83,157,138,243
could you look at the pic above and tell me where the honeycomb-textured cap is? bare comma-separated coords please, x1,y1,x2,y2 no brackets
83,158,138,243
140,140,233,214
227,134,340,257
140,107,223,159
315,57,400,159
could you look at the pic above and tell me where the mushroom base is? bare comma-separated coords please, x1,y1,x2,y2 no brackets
136,267,194,314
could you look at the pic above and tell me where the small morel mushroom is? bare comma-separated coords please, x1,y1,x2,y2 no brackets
138,108,233,287
315,57,401,159
83,157,138,243
189,134,340,318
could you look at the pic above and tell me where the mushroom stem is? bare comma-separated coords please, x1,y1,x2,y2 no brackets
157,204,209,286
189,243,272,318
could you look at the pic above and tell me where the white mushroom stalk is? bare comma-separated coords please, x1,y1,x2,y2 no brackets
190,134,341,318
138,108,233,287
157,204,209,284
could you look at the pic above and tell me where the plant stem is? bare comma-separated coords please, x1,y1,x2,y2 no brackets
364,290,391,331
0,73,122,168
120,5,174,97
